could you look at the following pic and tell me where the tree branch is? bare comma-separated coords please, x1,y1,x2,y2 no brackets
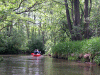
16,2,42,14
16,7,42,14
13,0,24,11
0,26,7,31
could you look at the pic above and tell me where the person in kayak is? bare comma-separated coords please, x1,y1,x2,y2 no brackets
37,49,40,54
34,49,40,54
34,49,37,54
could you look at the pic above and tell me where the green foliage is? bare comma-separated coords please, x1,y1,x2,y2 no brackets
51,40,84,56
51,37,100,64
52,42,67,55
94,56,100,65
82,37,100,54
44,40,54,55
28,36,44,54
52,37,100,56
0,0,100,58
0,33,6,53
68,56,78,61
0,28,26,54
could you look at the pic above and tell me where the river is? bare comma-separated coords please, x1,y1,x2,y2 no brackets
0,55,100,75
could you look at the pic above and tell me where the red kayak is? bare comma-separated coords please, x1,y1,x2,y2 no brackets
31,53,41,56
31,53,34,55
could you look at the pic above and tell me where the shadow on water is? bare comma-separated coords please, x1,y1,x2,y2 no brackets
0,55,100,75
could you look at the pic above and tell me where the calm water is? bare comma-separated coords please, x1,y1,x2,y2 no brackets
0,55,100,75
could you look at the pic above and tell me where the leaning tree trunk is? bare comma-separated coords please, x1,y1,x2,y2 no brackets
64,0,73,40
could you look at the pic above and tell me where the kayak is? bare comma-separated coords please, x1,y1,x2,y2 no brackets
31,53,34,55
33,54,41,56
31,53,41,56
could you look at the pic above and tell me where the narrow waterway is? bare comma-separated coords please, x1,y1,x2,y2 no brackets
0,55,100,75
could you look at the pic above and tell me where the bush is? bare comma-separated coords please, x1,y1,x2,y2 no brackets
50,37,100,64
68,41,84,54
44,40,54,55
28,38,44,54
51,40,84,56
82,37,100,54
94,56,100,65
0,29,26,54
52,42,68,56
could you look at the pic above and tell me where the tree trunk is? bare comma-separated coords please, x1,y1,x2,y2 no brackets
70,0,74,22
84,0,89,39
38,17,41,36
89,0,92,16
73,0,82,40
64,0,82,40
26,24,30,39
64,0,72,33
42,31,44,46
35,28,36,39
7,25,9,36
9,21,13,37
7,21,13,37
64,0,74,40
74,0,80,26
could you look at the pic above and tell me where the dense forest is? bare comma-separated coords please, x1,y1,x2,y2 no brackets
0,0,100,64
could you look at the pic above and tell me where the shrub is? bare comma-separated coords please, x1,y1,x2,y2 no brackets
0,29,26,54
44,40,54,55
82,37,100,54
28,38,44,54
94,56,100,65
51,40,84,56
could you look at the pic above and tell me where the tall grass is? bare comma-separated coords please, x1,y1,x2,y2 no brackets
82,37,100,54
51,40,84,57
51,37,100,64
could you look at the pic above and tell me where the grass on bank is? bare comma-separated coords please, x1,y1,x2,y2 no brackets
50,37,100,65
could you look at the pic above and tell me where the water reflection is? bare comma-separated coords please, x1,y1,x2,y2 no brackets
0,55,100,75
31,56,44,75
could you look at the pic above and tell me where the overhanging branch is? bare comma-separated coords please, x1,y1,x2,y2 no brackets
13,0,24,11
16,7,43,14
15,2,42,14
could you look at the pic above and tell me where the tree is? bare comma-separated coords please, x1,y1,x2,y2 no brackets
64,0,92,40
84,0,92,39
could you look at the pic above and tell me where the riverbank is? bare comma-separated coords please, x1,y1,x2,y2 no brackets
45,37,100,66
44,54,97,66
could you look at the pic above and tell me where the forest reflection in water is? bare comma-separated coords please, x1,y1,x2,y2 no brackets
0,55,100,75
